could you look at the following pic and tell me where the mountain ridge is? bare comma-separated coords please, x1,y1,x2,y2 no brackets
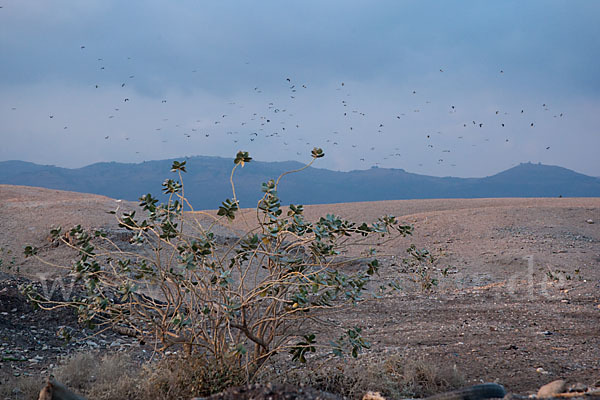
1,157,599,210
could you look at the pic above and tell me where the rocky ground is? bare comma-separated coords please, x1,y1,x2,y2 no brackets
0,184,599,398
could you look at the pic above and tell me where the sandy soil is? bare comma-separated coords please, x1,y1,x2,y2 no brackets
1,184,599,395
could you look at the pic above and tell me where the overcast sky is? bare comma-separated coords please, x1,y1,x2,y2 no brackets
1,0,599,177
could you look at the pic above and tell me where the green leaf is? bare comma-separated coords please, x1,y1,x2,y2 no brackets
217,198,239,221
366,259,380,276
162,179,182,194
234,151,252,166
139,193,158,212
50,227,62,238
311,147,325,158
290,334,317,363
170,160,187,172
23,246,38,257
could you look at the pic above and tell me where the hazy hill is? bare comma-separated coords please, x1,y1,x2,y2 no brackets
1,158,599,209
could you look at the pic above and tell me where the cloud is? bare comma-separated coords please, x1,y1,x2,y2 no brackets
1,1,599,177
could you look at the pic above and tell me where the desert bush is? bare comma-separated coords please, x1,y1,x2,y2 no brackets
23,149,422,384
399,245,445,291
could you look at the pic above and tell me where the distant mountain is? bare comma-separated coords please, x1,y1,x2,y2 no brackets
1,158,599,209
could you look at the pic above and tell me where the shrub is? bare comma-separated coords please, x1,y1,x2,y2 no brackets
23,149,417,383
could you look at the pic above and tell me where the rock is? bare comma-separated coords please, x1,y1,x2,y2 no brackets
363,392,386,400
503,394,529,400
427,383,506,400
586,219,594,224
567,382,588,393
536,367,550,375
537,379,566,398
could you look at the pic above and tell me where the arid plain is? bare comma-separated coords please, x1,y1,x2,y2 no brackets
1,184,599,395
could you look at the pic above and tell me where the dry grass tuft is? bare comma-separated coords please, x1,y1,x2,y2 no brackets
139,353,246,399
1,351,463,399
265,354,464,399
53,352,141,400
0,352,141,400
0,374,43,400
382,355,464,398
2,351,244,400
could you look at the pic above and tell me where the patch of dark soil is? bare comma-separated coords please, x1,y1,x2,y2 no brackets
0,272,148,385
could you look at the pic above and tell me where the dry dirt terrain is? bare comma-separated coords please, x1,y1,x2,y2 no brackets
1,184,599,396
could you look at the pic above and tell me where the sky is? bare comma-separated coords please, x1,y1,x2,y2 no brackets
1,0,599,178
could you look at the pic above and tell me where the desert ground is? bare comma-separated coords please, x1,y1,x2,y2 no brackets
0,184,599,397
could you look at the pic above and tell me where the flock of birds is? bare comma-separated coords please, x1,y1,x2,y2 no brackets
7,44,566,172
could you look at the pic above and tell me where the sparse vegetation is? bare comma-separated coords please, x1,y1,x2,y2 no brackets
1,349,466,400
0,246,17,273
2,352,142,400
20,149,436,396
400,245,445,291
261,353,464,399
